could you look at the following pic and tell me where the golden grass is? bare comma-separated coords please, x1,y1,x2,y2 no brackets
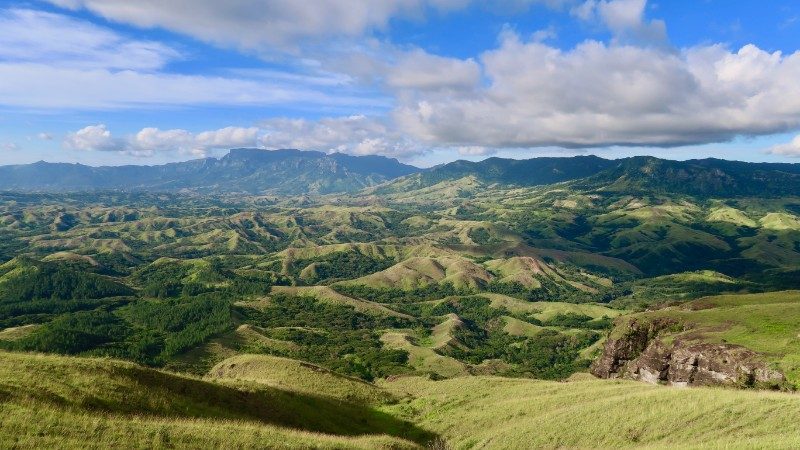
208,354,396,406
0,351,432,448
380,375,800,449
380,331,468,378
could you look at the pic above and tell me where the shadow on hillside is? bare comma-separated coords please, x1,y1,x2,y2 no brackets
33,362,437,445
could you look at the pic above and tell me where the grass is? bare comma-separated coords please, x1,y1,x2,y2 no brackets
501,316,544,337
707,206,757,228
0,324,40,341
485,293,624,321
346,256,493,290
0,350,433,448
380,375,800,449
208,354,397,406
6,320,800,448
271,285,411,318
380,331,469,378
1,402,415,450
165,323,299,374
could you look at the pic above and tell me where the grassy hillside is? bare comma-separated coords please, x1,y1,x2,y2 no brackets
380,374,800,449
0,350,429,448
208,354,397,406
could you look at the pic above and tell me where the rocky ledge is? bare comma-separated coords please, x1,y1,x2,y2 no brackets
591,317,786,389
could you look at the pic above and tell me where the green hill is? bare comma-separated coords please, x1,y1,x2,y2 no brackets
381,374,800,449
0,350,429,448
209,354,397,406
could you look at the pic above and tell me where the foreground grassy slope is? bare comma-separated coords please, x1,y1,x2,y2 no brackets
5,350,800,448
381,375,800,449
0,351,429,448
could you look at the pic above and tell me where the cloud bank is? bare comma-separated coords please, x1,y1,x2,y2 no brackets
64,125,259,157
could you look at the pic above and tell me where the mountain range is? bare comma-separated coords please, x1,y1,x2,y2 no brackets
2,148,800,197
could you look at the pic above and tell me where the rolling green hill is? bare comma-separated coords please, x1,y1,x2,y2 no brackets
4,350,800,449
0,350,429,448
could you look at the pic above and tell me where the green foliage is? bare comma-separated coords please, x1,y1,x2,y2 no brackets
0,259,132,302
333,282,472,304
118,294,234,362
446,323,597,379
541,313,612,330
237,294,410,381
290,251,396,284
13,310,129,354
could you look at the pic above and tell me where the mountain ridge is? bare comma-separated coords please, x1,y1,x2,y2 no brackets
0,148,420,195
3,150,800,197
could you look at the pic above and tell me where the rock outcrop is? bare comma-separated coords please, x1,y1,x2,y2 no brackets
592,317,786,389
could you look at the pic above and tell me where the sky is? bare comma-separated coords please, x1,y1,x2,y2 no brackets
1,0,800,168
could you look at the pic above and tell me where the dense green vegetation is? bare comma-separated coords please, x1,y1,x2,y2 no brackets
237,294,410,380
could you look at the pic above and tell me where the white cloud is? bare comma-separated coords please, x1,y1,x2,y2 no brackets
386,50,481,91
393,32,800,149
47,0,569,51
0,9,383,110
0,63,383,110
571,0,666,45
1,142,20,151
259,115,425,158
0,9,178,70
768,135,800,157
64,124,259,157
457,146,496,156
37,132,54,141
47,0,470,51
63,124,122,152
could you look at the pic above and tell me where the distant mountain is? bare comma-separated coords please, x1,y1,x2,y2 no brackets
377,155,617,193
579,157,800,197
0,149,420,195
378,155,800,198
3,150,800,198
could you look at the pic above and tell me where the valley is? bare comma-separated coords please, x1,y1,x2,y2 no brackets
1,151,800,448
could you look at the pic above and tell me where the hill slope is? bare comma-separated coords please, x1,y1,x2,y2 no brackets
0,350,429,448
382,374,800,449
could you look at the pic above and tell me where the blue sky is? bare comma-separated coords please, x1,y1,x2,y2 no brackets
1,0,799,167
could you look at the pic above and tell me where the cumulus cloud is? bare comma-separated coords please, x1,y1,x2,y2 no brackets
259,115,425,158
386,50,481,91
37,132,54,141
768,135,800,157
63,124,122,152
393,31,800,149
64,124,259,157
572,0,666,45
